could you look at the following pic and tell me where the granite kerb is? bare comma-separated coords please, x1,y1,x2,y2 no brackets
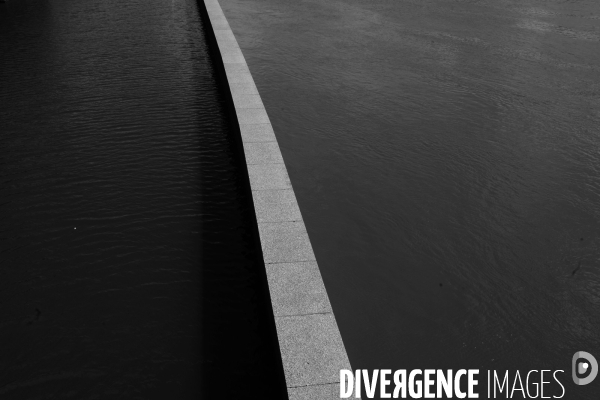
200,1,353,398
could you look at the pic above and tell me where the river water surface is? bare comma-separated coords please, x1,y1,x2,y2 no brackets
219,0,600,398
0,0,286,398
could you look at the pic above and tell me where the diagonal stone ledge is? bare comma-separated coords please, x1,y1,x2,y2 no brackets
224,62,251,75
209,19,230,30
252,189,302,223
216,40,241,51
243,142,284,165
228,80,259,95
266,261,332,317
258,221,316,264
239,123,277,142
232,93,264,108
203,0,352,396
221,53,246,64
218,45,243,55
248,163,291,190
275,313,351,388
214,30,236,42
228,73,256,84
236,108,271,124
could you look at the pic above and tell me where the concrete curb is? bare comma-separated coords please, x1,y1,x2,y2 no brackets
202,1,352,398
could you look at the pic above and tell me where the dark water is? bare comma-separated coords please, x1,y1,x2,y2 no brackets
0,0,286,398
219,0,600,398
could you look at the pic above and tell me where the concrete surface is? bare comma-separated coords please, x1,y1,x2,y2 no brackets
203,0,353,397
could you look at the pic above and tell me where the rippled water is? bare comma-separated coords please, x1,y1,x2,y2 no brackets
220,0,600,397
0,0,285,398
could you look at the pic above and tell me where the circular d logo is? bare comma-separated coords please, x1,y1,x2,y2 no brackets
572,351,598,385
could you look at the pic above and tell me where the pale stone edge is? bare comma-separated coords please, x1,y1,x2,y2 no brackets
202,0,352,397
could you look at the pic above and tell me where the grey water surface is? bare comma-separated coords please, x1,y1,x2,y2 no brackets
219,0,600,397
0,0,286,398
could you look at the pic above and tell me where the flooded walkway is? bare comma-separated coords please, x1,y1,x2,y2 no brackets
218,0,600,398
